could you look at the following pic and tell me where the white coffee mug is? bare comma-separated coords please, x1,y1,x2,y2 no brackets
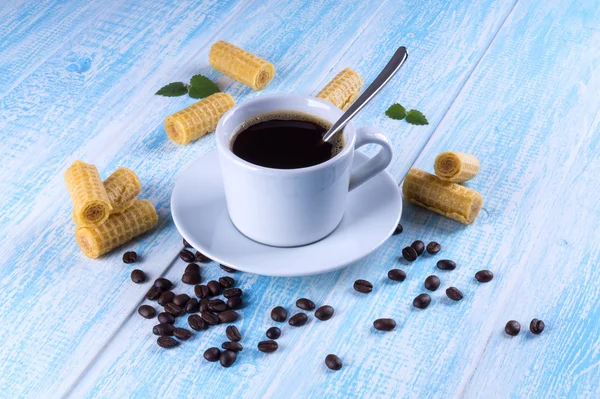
216,93,393,247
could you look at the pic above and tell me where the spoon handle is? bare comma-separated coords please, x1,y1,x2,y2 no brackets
322,46,408,142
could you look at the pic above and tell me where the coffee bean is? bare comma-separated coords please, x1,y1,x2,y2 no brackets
173,294,190,307
123,251,137,264
219,276,235,288
257,340,278,353
207,280,223,296
393,223,403,235
505,320,521,336
158,291,175,306
227,296,243,310
130,269,146,284
424,275,440,291
173,327,192,341
475,270,494,283
437,259,456,270
446,287,463,301
224,288,242,298
218,310,239,324
226,325,242,342
296,298,316,311
138,305,156,319
325,354,342,370
207,299,227,313
222,341,243,352
402,246,418,262
353,279,373,293
157,336,178,349
185,298,199,313
204,347,220,362
220,350,237,368
199,298,209,312
530,319,545,335
154,278,173,290
413,293,432,309
315,305,334,321
194,284,209,299
411,240,425,256
271,306,287,322
185,263,200,274
164,302,183,316
426,242,441,255
145,286,162,301
373,318,396,331
182,272,201,285
201,310,219,325
266,327,281,339
153,323,175,336
158,312,175,324
388,269,406,282
188,314,207,331
183,238,192,248
195,251,211,263
289,313,308,327
179,249,195,263
220,264,237,273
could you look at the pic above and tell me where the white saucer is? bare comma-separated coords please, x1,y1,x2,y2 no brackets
171,151,402,277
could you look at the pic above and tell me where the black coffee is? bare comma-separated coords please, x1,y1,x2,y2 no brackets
231,112,343,169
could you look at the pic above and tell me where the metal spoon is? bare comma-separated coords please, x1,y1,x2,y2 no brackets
322,46,408,143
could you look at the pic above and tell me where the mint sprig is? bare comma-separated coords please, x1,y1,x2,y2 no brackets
385,103,428,126
156,74,220,99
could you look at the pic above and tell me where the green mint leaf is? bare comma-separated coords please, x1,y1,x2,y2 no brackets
405,109,429,125
385,103,407,120
156,82,188,97
188,75,220,99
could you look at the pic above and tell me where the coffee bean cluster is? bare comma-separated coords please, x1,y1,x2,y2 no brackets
504,318,545,336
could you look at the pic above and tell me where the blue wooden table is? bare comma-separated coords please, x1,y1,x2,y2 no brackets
1,0,599,397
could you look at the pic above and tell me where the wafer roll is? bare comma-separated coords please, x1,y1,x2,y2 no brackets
316,68,363,111
402,168,482,224
164,93,235,145
434,152,479,182
65,160,112,226
75,199,158,258
209,40,275,90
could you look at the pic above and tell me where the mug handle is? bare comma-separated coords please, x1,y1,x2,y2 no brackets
349,126,393,191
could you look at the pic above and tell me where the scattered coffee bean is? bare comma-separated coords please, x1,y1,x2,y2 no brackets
194,284,209,299
219,276,235,288
505,320,521,336
437,259,456,270
258,340,278,353
220,264,237,273
353,279,373,293
227,296,243,310
393,223,403,235
373,318,396,331
195,251,211,263
145,286,162,301
154,278,173,290
204,347,221,362
164,302,183,316
174,328,193,340
296,298,316,311
220,350,237,368
130,269,146,284
271,306,287,322
266,327,281,339
475,270,494,283
183,238,192,248
158,291,175,306
223,288,242,298
424,275,440,291
188,314,207,331
207,299,227,313
226,325,242,342
182,272,201,285
185,298,199,313
530,319,545,335
388,269,406,282
185,263,200,274
446,287,463,301
123,251,137,264
157,336,178,349
413,293,432,309
218,310,239,324
315,305,334,321
153,323,175,336
325,354,342,370
402,246,418,262
201,310,219,325
199,298,210,312
289,313,308,327
158,312,175,324
426,242,441,255
179,249,195,263
411,240,425,256
207,280,223,296
222,341,243,352
138,305,156,319
173,294,190,307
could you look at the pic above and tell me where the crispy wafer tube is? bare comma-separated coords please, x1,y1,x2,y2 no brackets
209,40,275,90
434,152,479,182
164,93,235,145
65,160,112,225
402,168,482,225
75,199,158,258
316,68,363,111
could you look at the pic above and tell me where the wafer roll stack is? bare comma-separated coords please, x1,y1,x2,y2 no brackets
316,68,363,111
65,161,112,226
164,93,235,145
434,152,479,183
402,168,482,224
75,200,158,258
209,40,275,90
